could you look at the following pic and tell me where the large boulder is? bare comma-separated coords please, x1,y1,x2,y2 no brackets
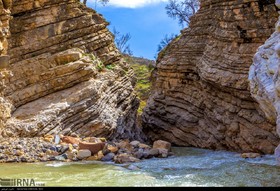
152,140,171,151
61,136,80,145
78,142,106,155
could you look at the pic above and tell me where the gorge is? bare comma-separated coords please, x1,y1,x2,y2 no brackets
0,0,280,166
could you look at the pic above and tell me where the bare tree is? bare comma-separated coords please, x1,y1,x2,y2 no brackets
166,0,200,27
112,27,133,56
157,33,177,53
83,0,109,9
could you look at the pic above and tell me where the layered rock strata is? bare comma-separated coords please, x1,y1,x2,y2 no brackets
249,1,280,157
0,0,143,141
143,0,280,153
0,0,12,131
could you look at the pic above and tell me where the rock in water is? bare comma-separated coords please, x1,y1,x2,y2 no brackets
157,148,169,158
142,0,279,154
55,154,67,161
114,153,140,164
124,164,140,171
241,153,261,159
148,148,159,158
153,140,171,151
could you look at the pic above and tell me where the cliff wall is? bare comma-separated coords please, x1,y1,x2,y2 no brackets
0,0,142,141
142,0,280,153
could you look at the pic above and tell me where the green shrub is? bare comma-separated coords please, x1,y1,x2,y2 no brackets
105,64,115,70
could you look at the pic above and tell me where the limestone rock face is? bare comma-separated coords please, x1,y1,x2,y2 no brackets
249,2,280,156
0,0,143,141
142,0,280,154
0,0,11,56
0,0,12,131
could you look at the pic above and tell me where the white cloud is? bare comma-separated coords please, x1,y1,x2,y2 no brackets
104,0,168,8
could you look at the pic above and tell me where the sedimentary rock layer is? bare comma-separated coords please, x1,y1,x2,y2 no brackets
0,0,12,131
0,0,143,141
143,0,280,153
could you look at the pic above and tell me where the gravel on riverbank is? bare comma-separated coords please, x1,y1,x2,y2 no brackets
0,135,174,164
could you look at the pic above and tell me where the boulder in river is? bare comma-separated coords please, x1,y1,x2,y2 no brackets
114,153,140,164
241,153,261,159
153,140,171,151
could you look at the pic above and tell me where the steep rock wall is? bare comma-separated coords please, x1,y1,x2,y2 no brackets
0,0,12,132
0,0,143,141
143,0,280,153
249,1,280,158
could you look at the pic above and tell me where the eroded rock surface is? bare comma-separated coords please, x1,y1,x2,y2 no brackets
0,0,12,132
142,0,280,154
0,0,143,141
249,1,280,157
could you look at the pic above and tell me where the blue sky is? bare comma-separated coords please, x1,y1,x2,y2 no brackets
86,0,182,60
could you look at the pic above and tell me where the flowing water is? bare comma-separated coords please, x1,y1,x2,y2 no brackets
0,147,280,187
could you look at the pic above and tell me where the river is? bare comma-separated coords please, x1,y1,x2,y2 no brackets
0,147,279,187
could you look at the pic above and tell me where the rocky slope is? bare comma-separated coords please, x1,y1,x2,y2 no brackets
0,0,143,141
249,1,280,157
142,0,280,154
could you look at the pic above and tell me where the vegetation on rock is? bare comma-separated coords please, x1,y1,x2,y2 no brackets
124,56,155,114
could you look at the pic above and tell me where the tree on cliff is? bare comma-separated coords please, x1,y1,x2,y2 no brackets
156,0,199,57
165,0,200,27
112,27,133,56
157,33,178,53
83,0,109,7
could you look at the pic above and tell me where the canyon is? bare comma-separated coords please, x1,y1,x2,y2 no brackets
0,0,280,159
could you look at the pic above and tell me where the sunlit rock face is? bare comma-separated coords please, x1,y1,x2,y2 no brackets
0,0,144,141
249,1,280,157
143,0,280,154
0,0,12,132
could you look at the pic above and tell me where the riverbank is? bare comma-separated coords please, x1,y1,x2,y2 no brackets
0,135,173,164
0,147,279,186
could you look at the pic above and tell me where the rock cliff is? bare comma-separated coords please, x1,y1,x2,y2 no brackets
0,0,143,141
0,0,12,133
142,0,280,153
249,1,280,156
